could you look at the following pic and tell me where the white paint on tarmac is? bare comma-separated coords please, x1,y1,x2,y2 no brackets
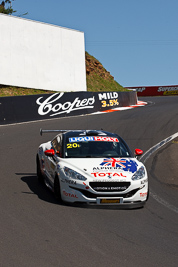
140,132,178,214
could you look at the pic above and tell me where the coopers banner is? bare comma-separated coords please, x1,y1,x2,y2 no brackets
0,91,137,125
127,85,178,96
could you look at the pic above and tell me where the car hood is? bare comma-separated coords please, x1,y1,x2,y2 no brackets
59,157,143,180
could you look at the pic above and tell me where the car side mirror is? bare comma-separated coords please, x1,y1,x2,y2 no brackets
44,149,55,157
135,148,143,157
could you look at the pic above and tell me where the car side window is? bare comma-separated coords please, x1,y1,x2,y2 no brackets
52,135,62,157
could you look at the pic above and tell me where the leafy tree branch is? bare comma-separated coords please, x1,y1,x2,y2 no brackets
0,0,16,15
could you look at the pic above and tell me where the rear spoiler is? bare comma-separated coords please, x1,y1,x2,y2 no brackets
40,128,69,136
40,129,105,136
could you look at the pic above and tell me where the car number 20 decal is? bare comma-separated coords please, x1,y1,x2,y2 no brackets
67,143,80,149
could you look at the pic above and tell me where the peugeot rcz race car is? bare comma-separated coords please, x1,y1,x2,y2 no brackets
36,129,148,208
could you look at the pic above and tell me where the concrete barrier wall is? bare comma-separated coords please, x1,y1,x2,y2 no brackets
0,91,137,125
0,14,86,92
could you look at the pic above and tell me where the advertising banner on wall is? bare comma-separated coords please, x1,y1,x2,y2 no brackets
0,91,137,125
127,85,178,96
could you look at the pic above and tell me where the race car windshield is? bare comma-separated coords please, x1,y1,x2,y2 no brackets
64,136,131,158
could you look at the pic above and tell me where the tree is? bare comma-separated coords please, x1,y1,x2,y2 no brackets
0,1,28,16
0,0,16,15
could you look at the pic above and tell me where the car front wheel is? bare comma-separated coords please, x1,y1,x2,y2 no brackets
36,155,44,184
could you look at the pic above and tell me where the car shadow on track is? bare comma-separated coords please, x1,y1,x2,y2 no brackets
18,173,144,210
19,173,57,205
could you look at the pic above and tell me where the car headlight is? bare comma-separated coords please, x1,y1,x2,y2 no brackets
64,167,87,181
132,166,145,180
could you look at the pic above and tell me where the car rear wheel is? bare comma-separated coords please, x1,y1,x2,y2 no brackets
146,188,149,201
36,155,44,184
54,176,62,202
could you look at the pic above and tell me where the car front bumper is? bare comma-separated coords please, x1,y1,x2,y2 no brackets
60,177,148,207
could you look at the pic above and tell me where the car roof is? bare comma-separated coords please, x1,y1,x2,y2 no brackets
62,130,119,138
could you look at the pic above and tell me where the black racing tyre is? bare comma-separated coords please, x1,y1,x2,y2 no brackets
36,155,44,184
146,188,149,201
54,176,62,202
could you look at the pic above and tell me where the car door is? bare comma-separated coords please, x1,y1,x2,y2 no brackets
43,145,56,185
46,134,62,184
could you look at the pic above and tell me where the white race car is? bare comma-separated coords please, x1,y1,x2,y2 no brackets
36,129,148,208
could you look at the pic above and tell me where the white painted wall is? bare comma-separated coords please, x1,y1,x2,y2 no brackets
0,14,86,92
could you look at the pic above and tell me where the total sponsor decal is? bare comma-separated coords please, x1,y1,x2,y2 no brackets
100,158,138,173
140,192,147,197
63,190,78,198
69,136,119,142
91,172,127,178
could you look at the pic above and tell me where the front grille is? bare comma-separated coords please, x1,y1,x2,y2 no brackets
89,182,130,192
70,187,139,199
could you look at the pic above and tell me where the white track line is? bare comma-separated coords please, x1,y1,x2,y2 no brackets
140,132,178,214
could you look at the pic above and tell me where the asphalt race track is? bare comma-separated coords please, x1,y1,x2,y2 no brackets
0,96,178,267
